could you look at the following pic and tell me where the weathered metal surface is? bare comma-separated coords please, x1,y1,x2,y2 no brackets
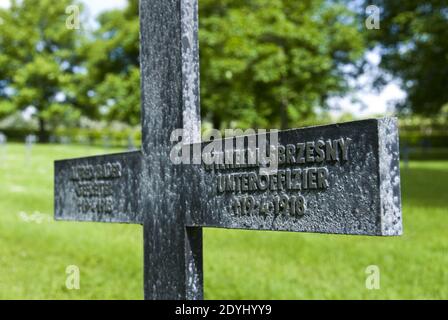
54,151,142,224
187,118,402,236
378,118,402,236
54,118,403,237
139,0,203,300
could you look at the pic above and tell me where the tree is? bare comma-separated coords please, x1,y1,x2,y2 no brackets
80,0,140,125
0,0,84,142
88,0,366,129
200,0,366,129
365,0,448,115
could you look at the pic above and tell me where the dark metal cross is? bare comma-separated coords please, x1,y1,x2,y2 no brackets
54,0,402,300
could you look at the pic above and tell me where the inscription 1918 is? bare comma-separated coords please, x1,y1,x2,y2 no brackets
70,162,122,215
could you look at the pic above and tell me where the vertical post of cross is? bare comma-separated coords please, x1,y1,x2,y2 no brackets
139,0,203,300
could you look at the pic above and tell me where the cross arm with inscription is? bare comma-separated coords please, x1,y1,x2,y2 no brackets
56,117,402,236
55,151,143,224
54,0,402,300
186,117,402,236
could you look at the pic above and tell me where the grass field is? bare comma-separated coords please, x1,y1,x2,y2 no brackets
0,143,447,299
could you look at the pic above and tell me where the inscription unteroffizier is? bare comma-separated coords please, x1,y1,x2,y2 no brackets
70,162,122,215
204,137,351,219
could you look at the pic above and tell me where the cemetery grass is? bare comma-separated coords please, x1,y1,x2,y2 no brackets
0,143,447,299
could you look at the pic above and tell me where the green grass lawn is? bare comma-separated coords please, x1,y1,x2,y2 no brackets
0,143,447,299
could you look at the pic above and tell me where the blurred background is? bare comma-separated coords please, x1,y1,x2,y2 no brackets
0,0,447,299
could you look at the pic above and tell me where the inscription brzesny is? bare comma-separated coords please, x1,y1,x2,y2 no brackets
70,162,122,214
205,137,352,219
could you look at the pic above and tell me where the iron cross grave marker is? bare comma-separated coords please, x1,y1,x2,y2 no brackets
54,0,402,300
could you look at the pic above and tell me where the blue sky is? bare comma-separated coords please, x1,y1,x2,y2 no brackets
0,0,405,118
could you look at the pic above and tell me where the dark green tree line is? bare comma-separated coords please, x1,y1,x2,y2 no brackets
83,0,366,130
3,0,445,138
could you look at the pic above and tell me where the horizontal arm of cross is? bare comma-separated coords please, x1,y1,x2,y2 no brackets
55,151,144,224
55,118,402,237
185,118,402,236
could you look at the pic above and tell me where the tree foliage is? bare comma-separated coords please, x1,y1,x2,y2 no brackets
0,0,370,133
3,0,446,136
79,0,140,125
0,0,84,141
200,0,365,129
86,0,366,129
366,0,448,115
